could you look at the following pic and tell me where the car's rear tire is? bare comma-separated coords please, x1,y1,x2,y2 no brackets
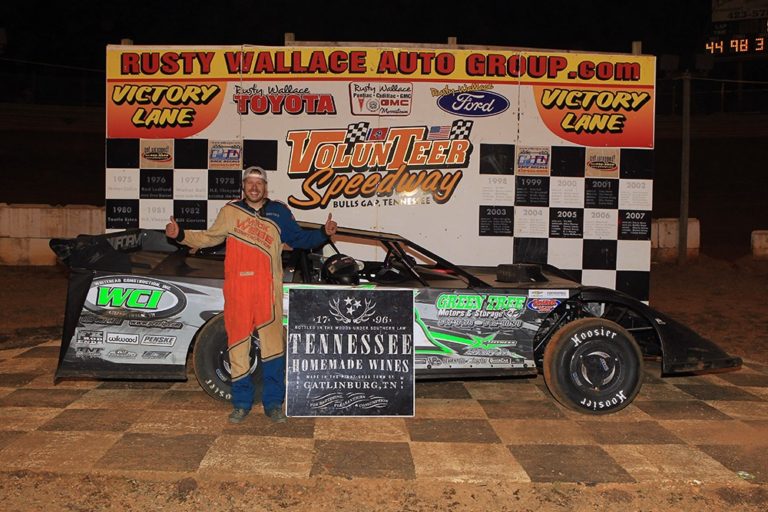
193,314,263,402
543,317,643,414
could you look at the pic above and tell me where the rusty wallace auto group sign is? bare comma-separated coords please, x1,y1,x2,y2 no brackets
286,288,414,417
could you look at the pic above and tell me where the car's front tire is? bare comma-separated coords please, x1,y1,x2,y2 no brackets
193,314,263,402
543,317,643,414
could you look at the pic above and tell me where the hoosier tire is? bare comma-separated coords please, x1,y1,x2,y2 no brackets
543,317,643,414
193,314,263,402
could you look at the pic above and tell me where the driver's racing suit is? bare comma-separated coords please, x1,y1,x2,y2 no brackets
176,198,328,413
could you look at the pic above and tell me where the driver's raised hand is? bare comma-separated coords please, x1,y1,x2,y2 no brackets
324,212,338,237
165,216,179,239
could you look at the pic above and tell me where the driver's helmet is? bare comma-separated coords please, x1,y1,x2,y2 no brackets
321,254,360,285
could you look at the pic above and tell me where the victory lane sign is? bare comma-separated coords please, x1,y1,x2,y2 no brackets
287,288,414,417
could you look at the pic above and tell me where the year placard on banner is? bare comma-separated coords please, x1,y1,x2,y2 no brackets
286,288,414,417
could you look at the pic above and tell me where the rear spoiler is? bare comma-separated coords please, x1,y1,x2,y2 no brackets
49,229,178,272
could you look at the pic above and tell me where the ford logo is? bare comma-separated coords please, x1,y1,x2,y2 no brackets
437,91,510,117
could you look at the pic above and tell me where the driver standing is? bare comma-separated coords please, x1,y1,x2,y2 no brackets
166,166,337,423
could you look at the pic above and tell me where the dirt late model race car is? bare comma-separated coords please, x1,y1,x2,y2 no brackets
50,223,741,415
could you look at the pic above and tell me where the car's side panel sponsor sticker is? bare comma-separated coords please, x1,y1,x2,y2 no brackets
84,275,187,319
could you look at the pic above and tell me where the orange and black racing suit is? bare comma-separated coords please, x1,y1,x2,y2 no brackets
177,198,327,412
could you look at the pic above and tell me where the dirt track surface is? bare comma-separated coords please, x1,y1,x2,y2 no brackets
1,256,767,511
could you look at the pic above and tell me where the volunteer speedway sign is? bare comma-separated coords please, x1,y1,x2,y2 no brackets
106,45,655,297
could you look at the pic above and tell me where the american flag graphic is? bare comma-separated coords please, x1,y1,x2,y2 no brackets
427,125,451,140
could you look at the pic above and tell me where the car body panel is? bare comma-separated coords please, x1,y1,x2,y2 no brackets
50,226,741,383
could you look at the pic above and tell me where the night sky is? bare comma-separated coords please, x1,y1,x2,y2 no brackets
1,0,712,70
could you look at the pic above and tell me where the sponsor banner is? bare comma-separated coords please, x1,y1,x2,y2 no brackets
106,46,654,147
434,292,526,330
533,83,653,148
349,82,413,116
516,146,551,176
108,348,138,359
76,330,104,344
140,139,173,168
106,332,139,344
208,140,242,170
528,289,570,299
142,350,172,360
63,274,226,376
107,48,654,85
234,83,337,116
105,45,655,299
287,288,414,417
585,147,620,178
526,298,561,313
141,334,177,346
412,289,536,370
284,120,472,210
433,85,510,117
76,346,104,359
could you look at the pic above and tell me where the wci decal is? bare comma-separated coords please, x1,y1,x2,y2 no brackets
84,276,187,319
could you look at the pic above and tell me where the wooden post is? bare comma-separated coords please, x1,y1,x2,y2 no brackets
678,72,691,265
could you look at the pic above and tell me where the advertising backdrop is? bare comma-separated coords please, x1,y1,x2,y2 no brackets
105,45,656,300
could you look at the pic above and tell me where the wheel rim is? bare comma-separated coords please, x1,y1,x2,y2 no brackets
214,338,260,383
215,346,229,383
569,343,623,392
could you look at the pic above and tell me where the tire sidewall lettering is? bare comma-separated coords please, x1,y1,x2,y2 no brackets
578,388,629,411
204,378,232,401
570,326,619,348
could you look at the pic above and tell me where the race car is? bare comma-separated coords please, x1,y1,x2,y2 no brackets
49,223,742,415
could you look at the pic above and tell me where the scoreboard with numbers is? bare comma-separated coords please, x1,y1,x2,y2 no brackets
705,8,768,57
705,34,767,55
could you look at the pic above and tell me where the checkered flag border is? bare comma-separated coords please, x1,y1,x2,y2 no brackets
345,122,370,145
449,119,474,140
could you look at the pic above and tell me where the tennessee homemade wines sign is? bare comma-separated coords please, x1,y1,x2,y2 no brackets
286,288,414,417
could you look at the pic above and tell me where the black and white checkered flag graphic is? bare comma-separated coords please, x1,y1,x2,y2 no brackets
345,122,370,145
449,119,474,140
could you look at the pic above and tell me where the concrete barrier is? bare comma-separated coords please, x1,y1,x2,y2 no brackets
752,230,768,260
0,204,105,265
651,218,700,262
